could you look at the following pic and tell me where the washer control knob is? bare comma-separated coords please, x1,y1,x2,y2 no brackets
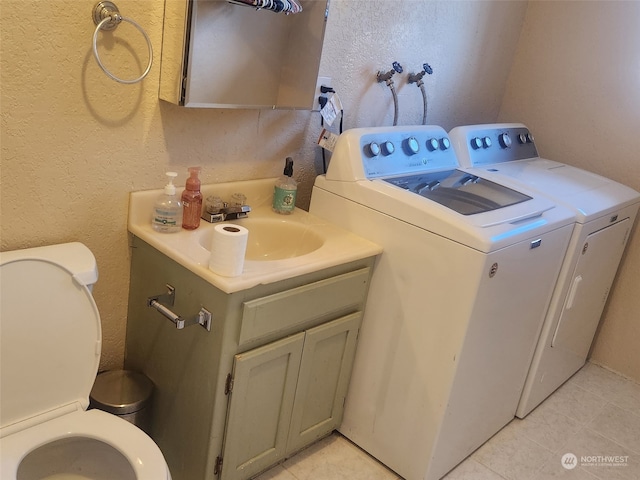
426,138,439,151
366,142,381,157
471,137,483,150
440,137,451,150
499,133,512,148
527,132,535,143
381,141,395,156
483,136,492,148
405,137,420,155
518,133,528,144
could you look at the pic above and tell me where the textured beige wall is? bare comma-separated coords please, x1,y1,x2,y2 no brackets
499,1,640,381
1,0,528,370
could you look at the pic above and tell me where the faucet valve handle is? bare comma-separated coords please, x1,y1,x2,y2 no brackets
230,192,247,206
205,195,225,213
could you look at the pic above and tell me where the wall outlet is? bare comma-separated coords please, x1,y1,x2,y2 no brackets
313,76,332,112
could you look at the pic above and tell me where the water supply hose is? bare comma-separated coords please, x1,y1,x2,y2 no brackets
377,62,403,126
390,82,399,126
419,82,428,125
408,63,433,125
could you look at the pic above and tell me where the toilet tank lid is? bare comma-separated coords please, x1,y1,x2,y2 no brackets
0,242,98,286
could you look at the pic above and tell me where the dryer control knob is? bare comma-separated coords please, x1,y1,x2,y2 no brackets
483,137,492,148
440,137,451,150
382,141,395,155
499,133,512,148
405,137,420,155
471,137,483,150
527,133,535,143
426,138,439,151
518,133,527,144
366,142,381,157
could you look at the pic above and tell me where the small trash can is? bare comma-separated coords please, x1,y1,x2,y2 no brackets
90,370,154,434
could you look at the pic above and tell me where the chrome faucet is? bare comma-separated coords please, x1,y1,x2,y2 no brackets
201,195,251,223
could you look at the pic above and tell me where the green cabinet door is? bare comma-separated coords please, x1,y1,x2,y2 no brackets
221,313,362,480
221,332,304,480
286,312,362,454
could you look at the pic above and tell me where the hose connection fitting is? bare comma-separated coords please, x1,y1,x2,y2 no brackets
408,63,433,87
377,61,403,85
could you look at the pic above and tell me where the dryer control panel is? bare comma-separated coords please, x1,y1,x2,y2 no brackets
449,124,539,168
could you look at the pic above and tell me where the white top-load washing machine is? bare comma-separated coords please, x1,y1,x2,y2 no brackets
449,123,640,418
309,125,575,480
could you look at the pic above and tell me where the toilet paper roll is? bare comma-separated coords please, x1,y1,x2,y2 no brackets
208,223,249,277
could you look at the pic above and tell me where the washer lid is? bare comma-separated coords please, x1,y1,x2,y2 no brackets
385,169,532,215
0,245,102,432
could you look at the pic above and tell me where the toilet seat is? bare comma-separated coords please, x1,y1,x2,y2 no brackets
1,245,101,429
0,409,170,479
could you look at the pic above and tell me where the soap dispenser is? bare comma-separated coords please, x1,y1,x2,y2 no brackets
152,172,183,233
181,166,203,230
273,157,297,214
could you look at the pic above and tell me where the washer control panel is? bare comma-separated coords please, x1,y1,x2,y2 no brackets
359,129,458,178
450,125,539,167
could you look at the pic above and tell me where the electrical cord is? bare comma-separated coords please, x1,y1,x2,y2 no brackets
319,96,329,173
320,87,344,134
318,87,344,174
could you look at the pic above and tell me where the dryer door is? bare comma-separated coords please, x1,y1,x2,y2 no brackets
551,218,631,358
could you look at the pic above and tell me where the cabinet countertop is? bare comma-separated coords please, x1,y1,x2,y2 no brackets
128,179,382,294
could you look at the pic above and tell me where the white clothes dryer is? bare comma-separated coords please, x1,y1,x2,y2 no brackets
0,242,172,480
309,125,575,480
449,123,640,418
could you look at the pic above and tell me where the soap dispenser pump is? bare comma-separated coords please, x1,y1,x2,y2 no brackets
273,157,297,214
182,166,203,230
152,172,183,233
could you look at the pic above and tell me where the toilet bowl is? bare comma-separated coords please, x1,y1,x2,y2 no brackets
0,242,171,480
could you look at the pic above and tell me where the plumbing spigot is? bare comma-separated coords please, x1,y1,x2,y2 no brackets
408,63,433,86
377,61,403,84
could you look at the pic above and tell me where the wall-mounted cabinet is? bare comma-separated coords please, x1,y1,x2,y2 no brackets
159,0,329,109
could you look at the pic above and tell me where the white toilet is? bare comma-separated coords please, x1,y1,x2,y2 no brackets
0,242,171,480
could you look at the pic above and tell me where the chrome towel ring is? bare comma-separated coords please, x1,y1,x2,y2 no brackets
92,1,153,84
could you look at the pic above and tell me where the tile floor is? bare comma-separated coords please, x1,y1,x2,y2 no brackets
254,362,640,480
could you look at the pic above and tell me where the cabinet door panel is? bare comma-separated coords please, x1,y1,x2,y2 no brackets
286,313,362,453
222,333,304,480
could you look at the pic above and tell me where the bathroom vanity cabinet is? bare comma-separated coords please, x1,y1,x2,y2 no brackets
124,238,374,480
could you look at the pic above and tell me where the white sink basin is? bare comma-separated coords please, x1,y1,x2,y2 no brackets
198,218,324,261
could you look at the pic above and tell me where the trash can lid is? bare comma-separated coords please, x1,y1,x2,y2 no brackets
90,370,154,415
